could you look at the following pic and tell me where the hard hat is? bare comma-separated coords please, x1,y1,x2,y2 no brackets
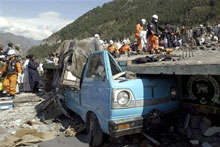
109,40,114,45
99,40,104,44
0,55,5,59
7,49,16,55
152,14,158,20
94,34,100,38
123,40,127,44
141,19,146,25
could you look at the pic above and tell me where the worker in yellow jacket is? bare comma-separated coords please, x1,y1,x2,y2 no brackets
0,50,22,99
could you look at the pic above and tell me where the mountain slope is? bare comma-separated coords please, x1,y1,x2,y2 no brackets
45,0,220,43
29,0,220,58
0,32,41,53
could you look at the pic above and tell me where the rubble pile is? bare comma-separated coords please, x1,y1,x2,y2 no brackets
0,92,77,147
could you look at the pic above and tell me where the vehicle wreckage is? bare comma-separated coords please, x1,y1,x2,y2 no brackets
43,37,179,146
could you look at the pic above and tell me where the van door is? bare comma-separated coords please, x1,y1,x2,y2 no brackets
81,52,110,118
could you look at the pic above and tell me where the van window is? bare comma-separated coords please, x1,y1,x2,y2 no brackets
86,54,106,78
109,54,121,76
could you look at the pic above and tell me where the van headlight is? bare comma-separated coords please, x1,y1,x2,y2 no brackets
117,91,130,106
170,88,177,100
112,89,135,109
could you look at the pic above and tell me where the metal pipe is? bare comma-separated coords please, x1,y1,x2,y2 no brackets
141,132,161,146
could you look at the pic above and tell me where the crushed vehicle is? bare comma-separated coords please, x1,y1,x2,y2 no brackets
46,38,179,146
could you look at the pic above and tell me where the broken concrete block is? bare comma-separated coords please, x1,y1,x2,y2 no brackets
200,121,211,135
190,140,199,145
200,46,205,50
202,142,213,147
204,126,220,136
203,117,212,126
190,115,202,129
65,126,76,137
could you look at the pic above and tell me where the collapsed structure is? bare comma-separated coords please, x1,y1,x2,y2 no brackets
44,37,103,91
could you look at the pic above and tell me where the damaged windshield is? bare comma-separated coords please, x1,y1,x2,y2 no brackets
109,54,122,76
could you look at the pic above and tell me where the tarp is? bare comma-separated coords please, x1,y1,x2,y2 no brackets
52,37,103,89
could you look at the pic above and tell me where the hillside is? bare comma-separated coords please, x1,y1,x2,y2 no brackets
0,32,41,53
29,0,220,58
47,0,220,42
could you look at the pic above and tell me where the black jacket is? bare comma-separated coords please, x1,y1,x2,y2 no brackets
28,60,40,82
147,21,164,36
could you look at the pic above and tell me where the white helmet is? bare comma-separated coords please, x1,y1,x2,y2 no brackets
0,55,5,59
123,40,127,44
94,34,100,38
141,19,146,25
7,49,16,55
99,40,104,44
152,14,158,20
109,40,114,45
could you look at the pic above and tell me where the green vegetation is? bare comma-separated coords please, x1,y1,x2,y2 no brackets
52,0,220,40
27,43,60,59
29,0,220,58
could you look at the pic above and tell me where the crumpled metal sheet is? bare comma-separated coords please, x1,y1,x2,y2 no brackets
69,37,103,78
52,37,103,89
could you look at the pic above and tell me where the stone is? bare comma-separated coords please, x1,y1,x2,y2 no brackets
204,126,220,136
190,140,199,145
200,121,211,135
202,142,213,147
203,117,212,125
200,46,205,50
206,44,211,48
190,115,202,129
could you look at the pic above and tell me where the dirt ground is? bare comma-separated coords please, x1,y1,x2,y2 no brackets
0,92,220,147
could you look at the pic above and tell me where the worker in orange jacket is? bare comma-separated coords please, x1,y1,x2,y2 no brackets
107,40,119,57
147,14,165,54
0,49,22,99
120,40,131,56
135,19,146,53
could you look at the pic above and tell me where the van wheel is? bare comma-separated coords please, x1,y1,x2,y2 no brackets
87,113,103,147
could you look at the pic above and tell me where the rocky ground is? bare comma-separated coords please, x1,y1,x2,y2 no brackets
0,92,220,147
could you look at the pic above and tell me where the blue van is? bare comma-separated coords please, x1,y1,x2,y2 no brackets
65,51,178,146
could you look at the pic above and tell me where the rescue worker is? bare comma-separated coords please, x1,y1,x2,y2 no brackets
4,42,14,55
135,19,146,53
107,40,119,57
119,40,131,56
28,55,40,93
0,49,22,99
22,55,31,92
147,14,165,54
15,44,21,58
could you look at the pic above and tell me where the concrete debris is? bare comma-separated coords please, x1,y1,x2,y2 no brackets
64,126,76,137
200,121,211,135
0,128,57,147
202,142,213,147
190,115,202,129
204,126,220,136
64,124,86,137
190,140,199,145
